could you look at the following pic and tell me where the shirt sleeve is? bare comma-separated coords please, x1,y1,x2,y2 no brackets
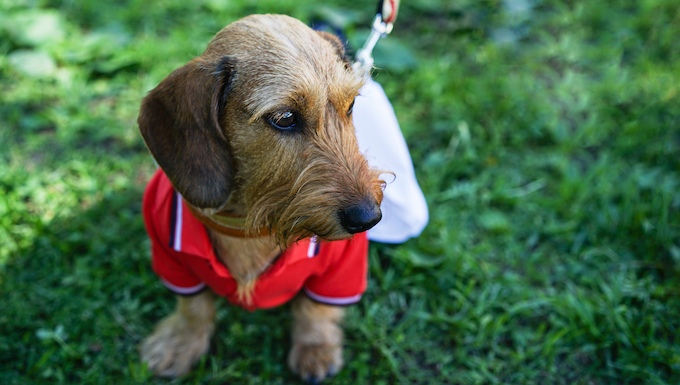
303,232,369,306
150,240,206,296
143,170,206,296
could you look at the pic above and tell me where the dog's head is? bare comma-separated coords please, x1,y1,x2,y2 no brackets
138,14,384,245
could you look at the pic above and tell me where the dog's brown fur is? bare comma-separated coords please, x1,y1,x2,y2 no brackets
138,14,384,381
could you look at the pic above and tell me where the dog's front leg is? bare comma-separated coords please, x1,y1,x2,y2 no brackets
141,290,215,378
288,295,345,382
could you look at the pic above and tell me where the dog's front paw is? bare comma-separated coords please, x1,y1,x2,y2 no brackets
140,313,214,378
288,341,343,383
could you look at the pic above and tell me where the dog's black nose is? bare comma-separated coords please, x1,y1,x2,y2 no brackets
339,199,382,234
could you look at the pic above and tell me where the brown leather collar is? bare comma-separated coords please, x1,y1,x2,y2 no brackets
185,204,271,238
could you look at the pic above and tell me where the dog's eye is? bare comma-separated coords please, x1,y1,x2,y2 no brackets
347,99,355,117
269,111,297,130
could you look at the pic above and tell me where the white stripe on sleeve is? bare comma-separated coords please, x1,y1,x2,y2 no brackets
161,278,206,295
304,288,362,305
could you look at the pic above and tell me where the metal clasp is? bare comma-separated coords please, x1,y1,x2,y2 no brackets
353,14,394,76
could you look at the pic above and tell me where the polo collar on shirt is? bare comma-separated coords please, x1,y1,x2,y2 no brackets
169,191,320,278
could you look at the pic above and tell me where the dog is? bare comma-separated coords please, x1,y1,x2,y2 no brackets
137,14,385,382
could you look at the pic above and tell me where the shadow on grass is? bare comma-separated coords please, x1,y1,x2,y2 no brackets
0,184,304,384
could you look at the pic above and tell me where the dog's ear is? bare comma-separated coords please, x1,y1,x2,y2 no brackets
138,57,235,209
315,31,352,67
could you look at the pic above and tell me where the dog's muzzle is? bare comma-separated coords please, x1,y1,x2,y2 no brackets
339,198,382,234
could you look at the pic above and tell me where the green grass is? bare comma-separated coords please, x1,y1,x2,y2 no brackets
1,0,679,383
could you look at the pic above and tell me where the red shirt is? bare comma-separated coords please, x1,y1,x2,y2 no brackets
142,170,368,311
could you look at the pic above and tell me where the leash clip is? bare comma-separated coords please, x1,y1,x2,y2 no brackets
353,13,395,76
